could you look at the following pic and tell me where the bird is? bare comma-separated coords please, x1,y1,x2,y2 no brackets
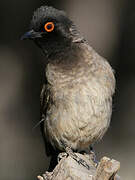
21,6,115,170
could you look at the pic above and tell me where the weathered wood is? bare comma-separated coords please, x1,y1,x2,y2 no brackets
37,153,121,180
95,157,120,180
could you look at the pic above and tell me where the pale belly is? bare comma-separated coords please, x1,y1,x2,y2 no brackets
44,81,112,151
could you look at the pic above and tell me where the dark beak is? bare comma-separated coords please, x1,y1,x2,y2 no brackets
21,29,42,40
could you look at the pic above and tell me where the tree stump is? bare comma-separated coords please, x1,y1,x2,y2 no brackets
37,153,121,180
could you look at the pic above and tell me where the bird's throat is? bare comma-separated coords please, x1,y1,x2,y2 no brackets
35,35,72,60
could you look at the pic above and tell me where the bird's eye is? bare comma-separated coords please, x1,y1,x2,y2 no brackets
44,22,55,32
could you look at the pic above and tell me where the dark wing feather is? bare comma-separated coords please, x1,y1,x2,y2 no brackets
40,83,58,156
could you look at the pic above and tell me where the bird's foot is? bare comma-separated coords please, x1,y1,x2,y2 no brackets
65,147,90,170
57,152,67,163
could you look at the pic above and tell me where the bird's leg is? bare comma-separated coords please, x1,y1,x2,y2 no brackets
59,140,90,169
65,147,90,170
89,146,98,167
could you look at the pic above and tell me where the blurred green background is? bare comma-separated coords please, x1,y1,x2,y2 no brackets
0,0,135,179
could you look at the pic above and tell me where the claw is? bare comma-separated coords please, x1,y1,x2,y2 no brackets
57,152,67,162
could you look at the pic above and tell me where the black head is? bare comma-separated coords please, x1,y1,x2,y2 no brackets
21,6,76,58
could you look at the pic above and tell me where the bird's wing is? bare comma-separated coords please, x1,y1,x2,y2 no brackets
40,83,58,156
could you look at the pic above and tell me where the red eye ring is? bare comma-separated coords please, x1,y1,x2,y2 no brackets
44,22,55,32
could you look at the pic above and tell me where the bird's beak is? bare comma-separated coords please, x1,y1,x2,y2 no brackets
21,29,42,40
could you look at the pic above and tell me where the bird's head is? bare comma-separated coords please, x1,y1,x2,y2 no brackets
21,6,78,58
